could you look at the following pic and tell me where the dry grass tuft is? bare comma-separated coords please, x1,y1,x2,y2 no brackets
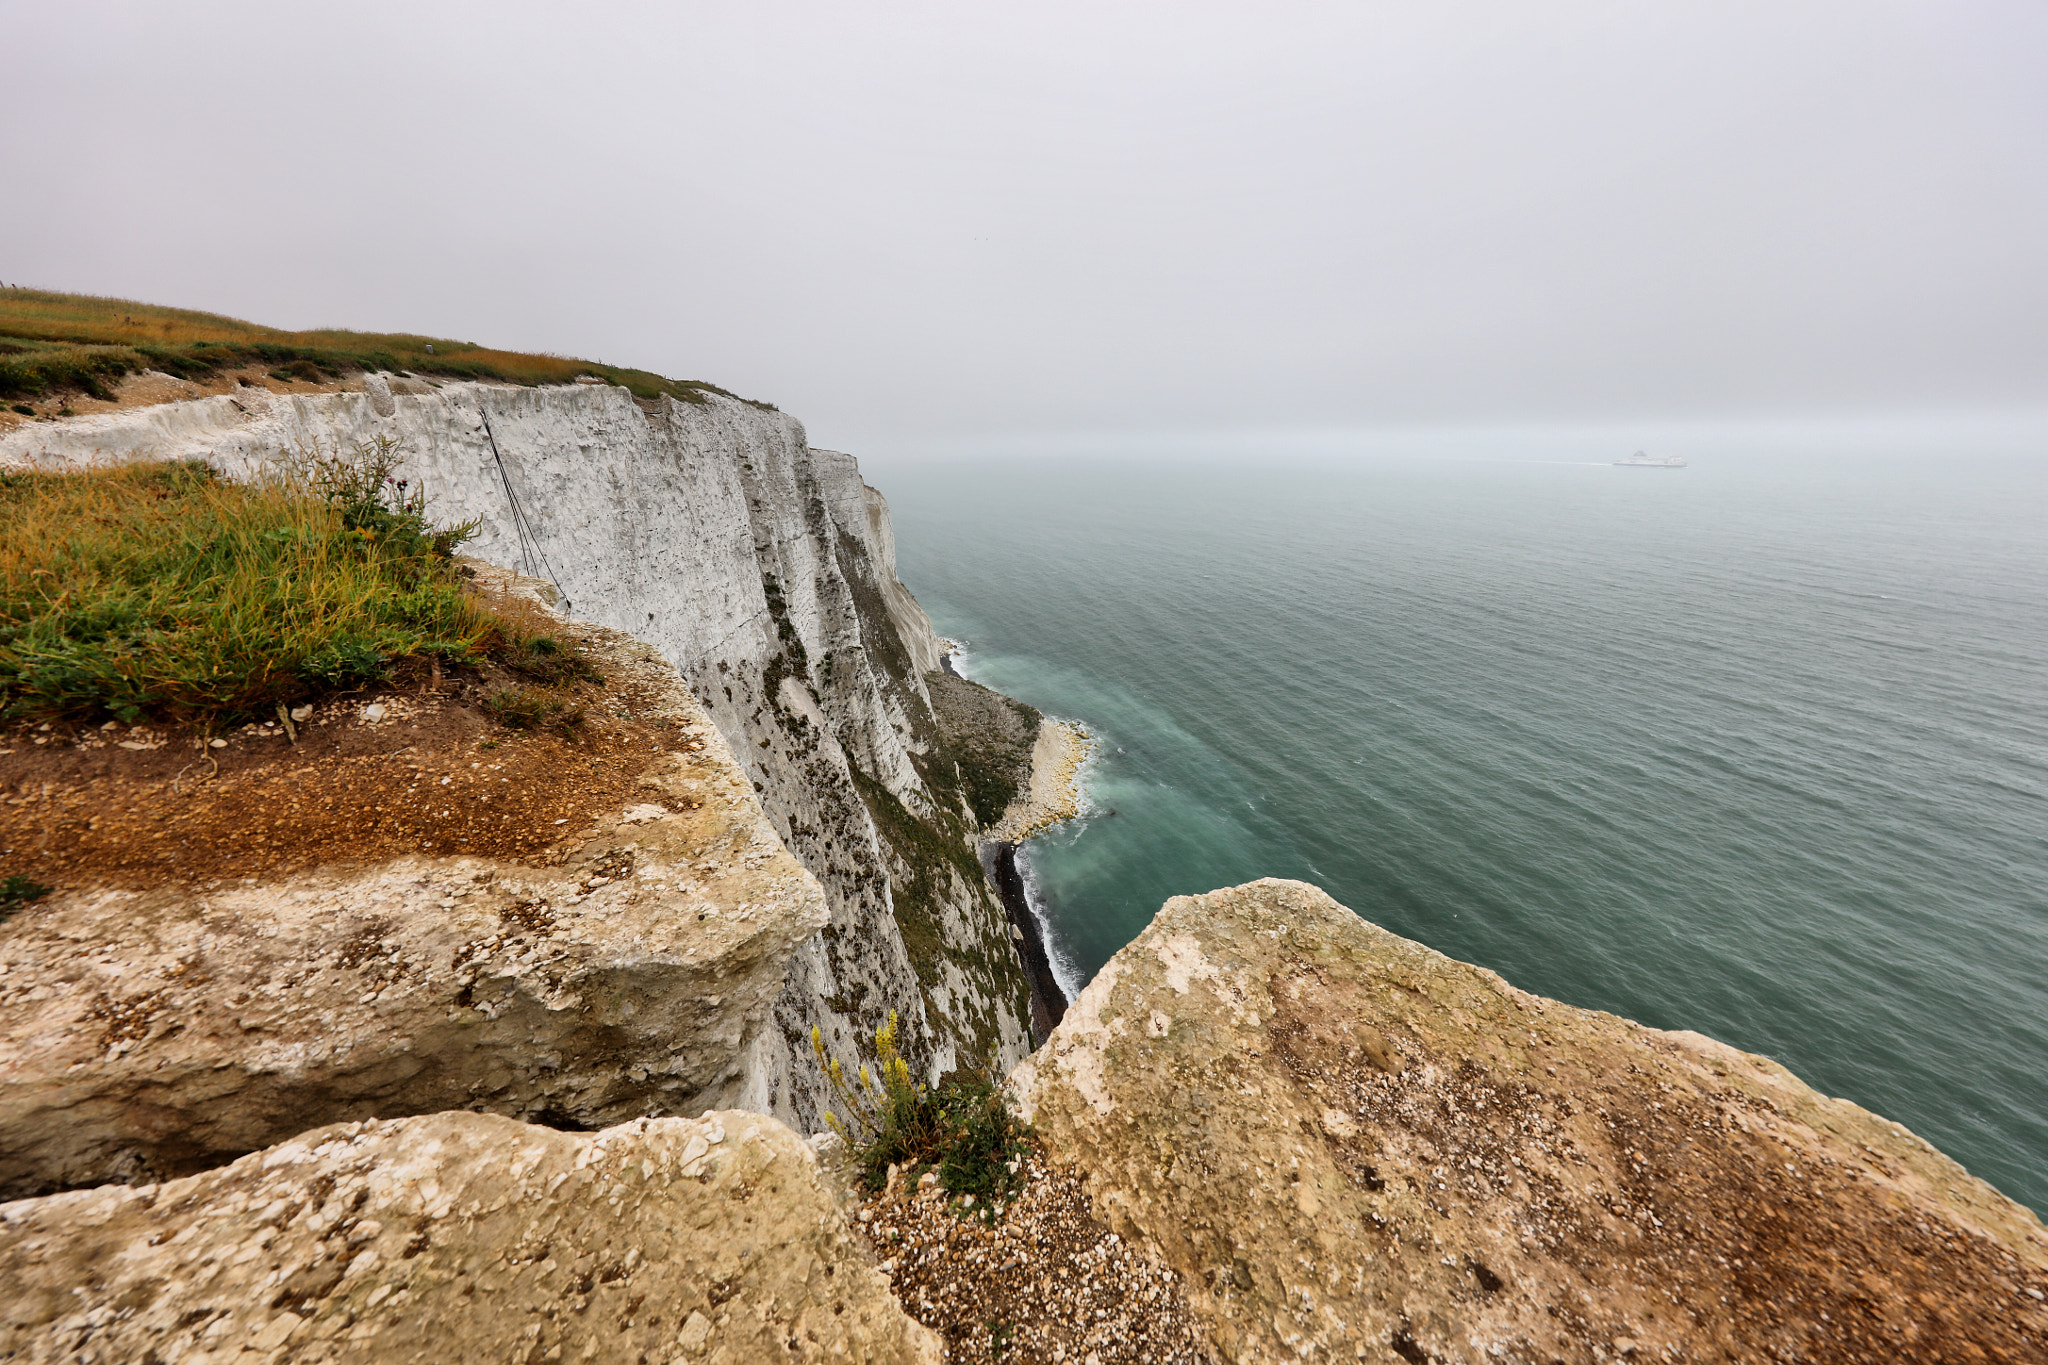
0,451,513,726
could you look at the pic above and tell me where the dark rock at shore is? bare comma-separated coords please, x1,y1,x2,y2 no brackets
982,840,1069,1043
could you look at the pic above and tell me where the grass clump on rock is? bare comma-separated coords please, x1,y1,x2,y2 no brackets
813,1012,1030,1213
482,684,585,733
0,440,491,725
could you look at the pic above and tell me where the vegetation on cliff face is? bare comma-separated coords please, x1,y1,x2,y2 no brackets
792,520,1035,1077
0,442,582,726
0,874,50,924
0,286,759,408
926,671,1043,827
812,1011,1028,1208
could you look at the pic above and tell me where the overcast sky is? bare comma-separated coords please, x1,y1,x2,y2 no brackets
6,2,2044,451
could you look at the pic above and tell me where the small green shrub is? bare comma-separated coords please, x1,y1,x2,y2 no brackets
483,685,583,732
812,1013,1030,1210
275,434,482,559
0,874,52,923
499,630,602,686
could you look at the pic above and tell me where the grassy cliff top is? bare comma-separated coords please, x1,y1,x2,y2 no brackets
0,287,759,408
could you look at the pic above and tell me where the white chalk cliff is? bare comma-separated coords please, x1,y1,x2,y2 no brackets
0,380,1032,1131
8,385,2048,1363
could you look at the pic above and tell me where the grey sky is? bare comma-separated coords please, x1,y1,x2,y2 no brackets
6,2,2044,450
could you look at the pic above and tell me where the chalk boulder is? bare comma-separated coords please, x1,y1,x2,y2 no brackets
1013,878,2048,1363
0,1110,937,1365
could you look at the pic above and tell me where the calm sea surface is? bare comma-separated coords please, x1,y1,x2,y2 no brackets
868,436,2048,1214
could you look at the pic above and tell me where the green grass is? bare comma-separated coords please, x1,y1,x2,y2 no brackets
0,448,499,725
0,286,775,409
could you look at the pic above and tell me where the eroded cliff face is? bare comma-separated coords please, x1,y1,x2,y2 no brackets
0,383,1032,1129
1014,879,2048,1365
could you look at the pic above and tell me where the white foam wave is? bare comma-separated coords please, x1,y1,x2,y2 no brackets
1014,845,1088,1002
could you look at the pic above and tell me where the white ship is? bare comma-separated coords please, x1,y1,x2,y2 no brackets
1614,450,1686,468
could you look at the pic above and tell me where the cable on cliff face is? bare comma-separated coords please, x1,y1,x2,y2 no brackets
478,404,569,615
479,396,777,677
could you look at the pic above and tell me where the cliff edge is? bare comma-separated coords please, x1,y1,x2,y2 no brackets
1,381,1035,1130
0,569,826,1197
1014,879,2048,1364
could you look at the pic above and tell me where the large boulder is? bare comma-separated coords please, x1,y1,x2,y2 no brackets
0,615,826,1198
1012,878,2048,1363
0,1110,937,1364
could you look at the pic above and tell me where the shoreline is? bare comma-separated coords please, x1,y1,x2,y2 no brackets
981,840,1069,1043
942,647,1088,1041
987,718,1094,843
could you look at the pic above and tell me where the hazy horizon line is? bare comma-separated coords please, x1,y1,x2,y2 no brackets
847,406,2048,464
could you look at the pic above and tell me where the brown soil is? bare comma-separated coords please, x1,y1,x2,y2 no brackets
859,1142,1212,1364
0,651,696,892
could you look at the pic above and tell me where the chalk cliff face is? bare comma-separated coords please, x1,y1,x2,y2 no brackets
0,383,1032,1129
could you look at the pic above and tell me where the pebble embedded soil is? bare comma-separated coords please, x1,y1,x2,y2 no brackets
0,645,683,890
857,1143,1213,1364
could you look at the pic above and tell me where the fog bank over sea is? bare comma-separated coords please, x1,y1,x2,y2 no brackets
868,419,2048,1213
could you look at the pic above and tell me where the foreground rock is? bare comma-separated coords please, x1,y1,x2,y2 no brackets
0,609,826,1198
1013,879,2048,1364
0,1110,937,1365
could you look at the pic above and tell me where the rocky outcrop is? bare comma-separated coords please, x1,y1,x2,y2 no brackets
0,382,1033,1129
0,613,824,1198
1013,879,2048,1364
0,1110,938,1364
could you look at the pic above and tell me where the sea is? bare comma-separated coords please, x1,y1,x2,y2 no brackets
864,420,2048,1216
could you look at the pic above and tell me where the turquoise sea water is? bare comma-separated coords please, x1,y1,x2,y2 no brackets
869,435,2048,1215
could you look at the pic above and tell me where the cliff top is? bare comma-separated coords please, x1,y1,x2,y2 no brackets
1,562,701,894
0,285,767,427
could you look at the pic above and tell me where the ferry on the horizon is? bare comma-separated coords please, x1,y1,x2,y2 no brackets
1615,450,1687,468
